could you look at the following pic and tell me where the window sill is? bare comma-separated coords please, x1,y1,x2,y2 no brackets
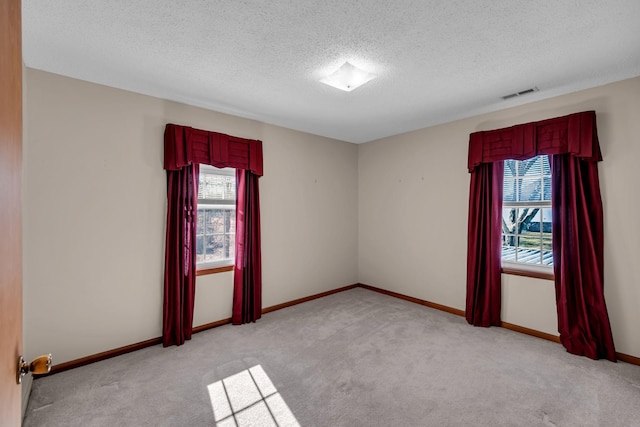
196,265,234,276
501,266,554,281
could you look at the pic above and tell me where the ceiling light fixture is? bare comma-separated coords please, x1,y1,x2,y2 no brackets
320,62,376,92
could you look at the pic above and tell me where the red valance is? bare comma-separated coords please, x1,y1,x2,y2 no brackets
164,124,263,176
468,111,601,172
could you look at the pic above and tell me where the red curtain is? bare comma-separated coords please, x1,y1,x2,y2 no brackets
163,164,199,346
466,111,616,360
163,124,264,346
232,170,262,324
466,162,503,326
551,154,616,361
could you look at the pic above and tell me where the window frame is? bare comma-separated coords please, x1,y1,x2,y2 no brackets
501,155,554,280
196,165,236,274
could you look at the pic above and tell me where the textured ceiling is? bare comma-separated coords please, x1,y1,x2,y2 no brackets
22,1,640,143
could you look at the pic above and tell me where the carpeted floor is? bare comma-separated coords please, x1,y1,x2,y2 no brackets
23,288,640,426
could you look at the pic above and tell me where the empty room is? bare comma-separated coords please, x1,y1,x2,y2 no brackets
2,1,640,426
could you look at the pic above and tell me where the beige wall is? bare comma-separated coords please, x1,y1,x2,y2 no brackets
23,69,358,364
358,76,640,358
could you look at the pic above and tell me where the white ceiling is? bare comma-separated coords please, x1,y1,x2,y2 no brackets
22,1,640,144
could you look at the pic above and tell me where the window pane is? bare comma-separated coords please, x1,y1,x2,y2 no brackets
204,234,213,259
519,178,542,202
503,179,516,202
504,160,517,178
502,234,517,262
211,209,225,233
521,213,540,235
204,209,214,235
517,237,542,264
210,235,224,260
502,208,518,235
521,156,541,177
519,229,540,249
523,207,541,231
199,173,236,201
515,207,538,234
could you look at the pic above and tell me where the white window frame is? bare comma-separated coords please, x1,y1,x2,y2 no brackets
501,155,553,274
196,166,236,270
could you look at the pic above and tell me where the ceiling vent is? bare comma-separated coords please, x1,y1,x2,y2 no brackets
502,86,539,100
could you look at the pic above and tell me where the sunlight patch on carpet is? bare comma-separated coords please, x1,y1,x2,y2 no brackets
207,365,300,427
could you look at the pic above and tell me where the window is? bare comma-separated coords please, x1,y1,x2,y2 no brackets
196,166,236,269
502,155,553,269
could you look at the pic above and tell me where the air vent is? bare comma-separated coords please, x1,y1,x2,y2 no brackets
502,86,539,100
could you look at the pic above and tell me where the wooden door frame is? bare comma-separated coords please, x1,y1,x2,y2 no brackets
0,0,23,425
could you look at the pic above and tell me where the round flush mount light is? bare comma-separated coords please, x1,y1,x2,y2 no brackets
319,62,376,92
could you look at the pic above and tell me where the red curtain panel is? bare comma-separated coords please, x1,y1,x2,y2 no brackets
552,154,616,361
232,169,262,325
466,161,503,326
163,164,199,346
